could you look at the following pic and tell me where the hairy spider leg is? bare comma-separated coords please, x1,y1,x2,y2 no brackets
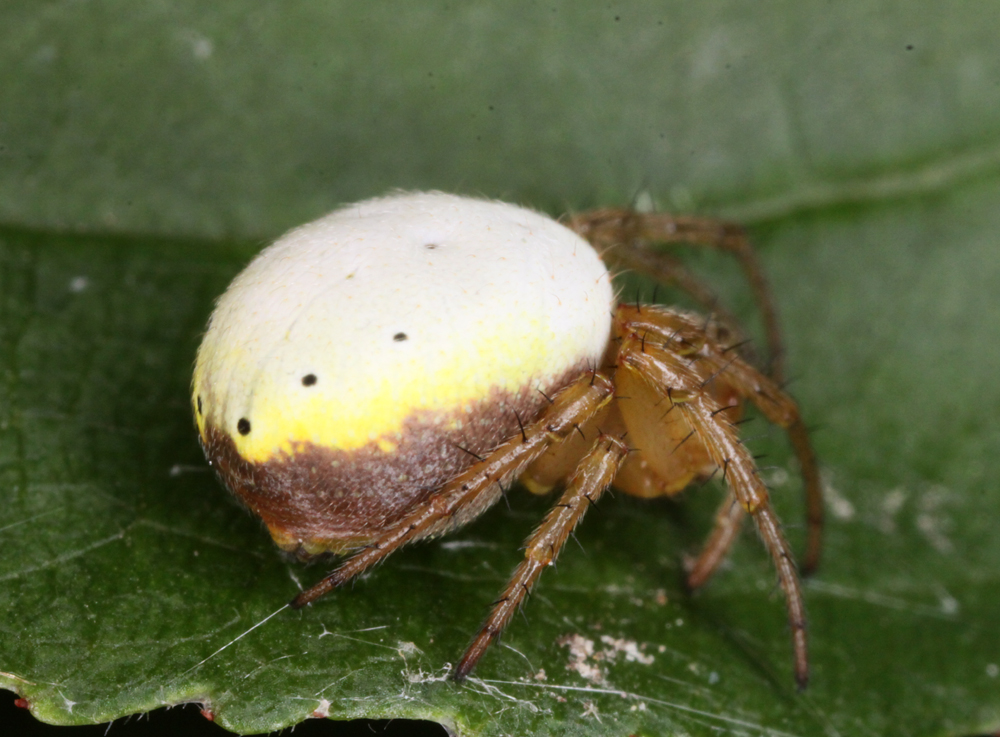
603,245,754,366
685,490,745,589
454,434,629,681
618,332,809,690
569,209,785,383
618,305,822,576
290,372,616,609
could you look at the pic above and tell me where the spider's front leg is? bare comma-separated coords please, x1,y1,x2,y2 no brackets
290,371,615,609
454,433,628,681
618,331,809,689
619,305,823,577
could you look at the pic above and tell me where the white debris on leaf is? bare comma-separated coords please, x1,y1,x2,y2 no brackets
557,632,655,682
580,700,602,722
403,665,451,684
764,466,789,488
878,487,908,533
311,699,332,718
557,634,605,683
396,641,422,657
599,635,655,665
917,486,955,554
822,469,855,520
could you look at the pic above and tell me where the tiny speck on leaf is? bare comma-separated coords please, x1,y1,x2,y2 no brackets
302,374,317,386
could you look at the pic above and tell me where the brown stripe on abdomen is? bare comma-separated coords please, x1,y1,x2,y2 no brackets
200,366,587,559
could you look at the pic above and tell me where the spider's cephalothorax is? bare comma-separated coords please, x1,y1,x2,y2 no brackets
193,191,821,688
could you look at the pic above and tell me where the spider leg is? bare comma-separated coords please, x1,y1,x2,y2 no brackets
619,332,809,689
454,434,628,681
685,490,745,590
569,208,785,381
608,246,754,365
620,305,823,575
291,371,615,609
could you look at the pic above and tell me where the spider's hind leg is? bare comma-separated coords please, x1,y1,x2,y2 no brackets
684,489,745,590
617,328,809,689
569,208,784,382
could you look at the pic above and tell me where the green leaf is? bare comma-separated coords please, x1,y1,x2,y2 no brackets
2,2,999,735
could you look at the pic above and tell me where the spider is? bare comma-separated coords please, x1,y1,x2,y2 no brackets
192,191,821,689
